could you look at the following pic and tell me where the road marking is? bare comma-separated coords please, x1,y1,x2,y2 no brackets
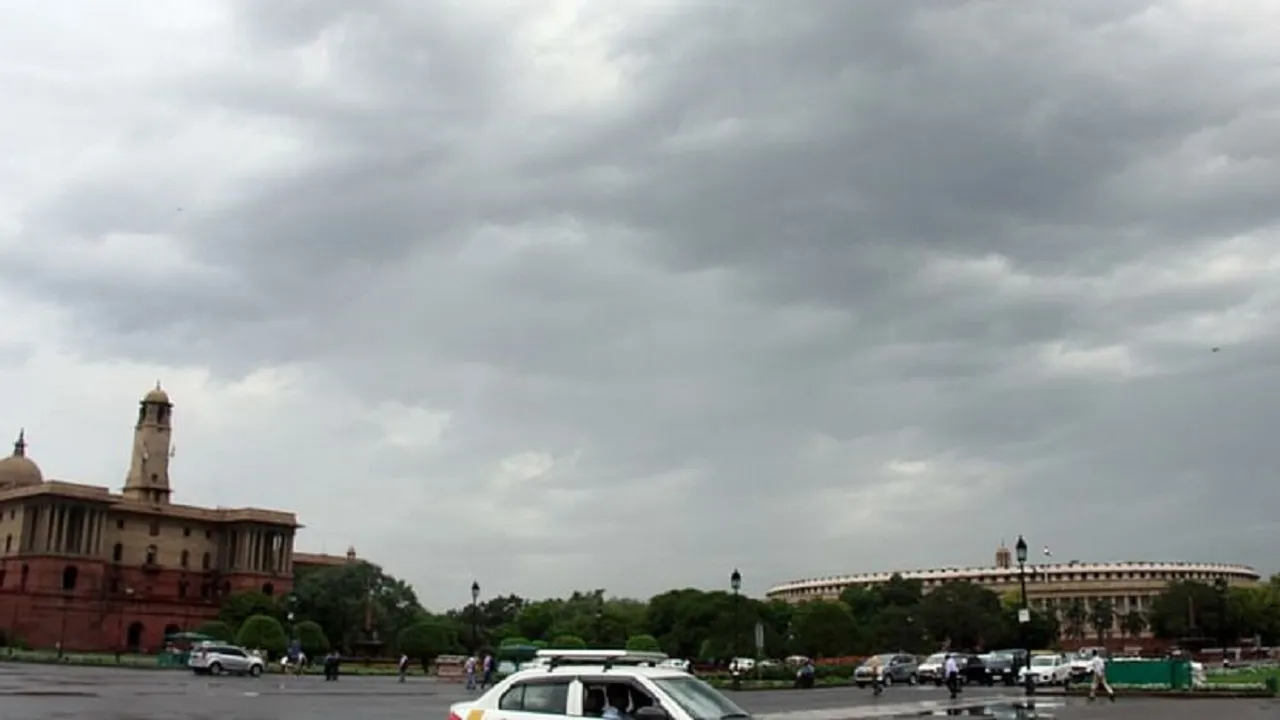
759,696,1065,719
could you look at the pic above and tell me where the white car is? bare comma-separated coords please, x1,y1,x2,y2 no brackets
448,649,751,720
188,643,266,677
658,658,691,672
1067,647,1106,680
1017,654,1070,686
916,652,948,684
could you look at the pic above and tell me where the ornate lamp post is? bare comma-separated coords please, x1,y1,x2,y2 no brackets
1015,535,1034,696
286,594,298,650
730,568,742,691
470,580,481,654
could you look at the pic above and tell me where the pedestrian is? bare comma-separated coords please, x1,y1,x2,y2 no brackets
481,653,494,689
1088,650,1115,702
398,653,410,683
464,654,478,691
943,654,960,700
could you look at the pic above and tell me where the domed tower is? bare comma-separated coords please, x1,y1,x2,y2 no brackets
122,383,174,504
0,429,43,489
995,541,1012,569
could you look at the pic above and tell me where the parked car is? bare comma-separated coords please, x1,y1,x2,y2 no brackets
1067,647,1108,681
953,654,995,686
978,651,1020,686
1017,653,1071,686
916,652,949,684
188,643,265,677
853,653,918,688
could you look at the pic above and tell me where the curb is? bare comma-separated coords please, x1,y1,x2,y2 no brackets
1035,689,1275,700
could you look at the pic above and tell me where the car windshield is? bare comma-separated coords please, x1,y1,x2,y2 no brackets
652,676,749,720
925,653,948,663
1031,656,1056,667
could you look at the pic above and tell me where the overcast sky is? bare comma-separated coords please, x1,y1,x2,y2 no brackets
2,1,1278,609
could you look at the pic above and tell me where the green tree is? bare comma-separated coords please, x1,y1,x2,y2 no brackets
236,614,288,656
196,620,234,643
1062,599,1087,641
398,618,460,670
918,582,1004,650
1089,598,1115,644
790,601,857,658
295,620,330,656
1120,611,1147,639
290,560,424,652
550,634,587,649
219,591,280,630
500,636,533,647
625,634,662,652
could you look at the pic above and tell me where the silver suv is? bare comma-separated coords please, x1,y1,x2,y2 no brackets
853,653,919,687
189,643,266,677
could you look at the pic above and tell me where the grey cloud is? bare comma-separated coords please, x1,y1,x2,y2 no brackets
3,0,1279,603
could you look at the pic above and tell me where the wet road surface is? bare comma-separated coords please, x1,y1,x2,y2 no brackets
0,664,1275,719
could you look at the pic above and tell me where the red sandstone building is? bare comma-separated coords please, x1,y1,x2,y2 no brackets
0,385,339,652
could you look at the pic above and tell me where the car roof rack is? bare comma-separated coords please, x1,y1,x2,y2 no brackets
535,649,668,671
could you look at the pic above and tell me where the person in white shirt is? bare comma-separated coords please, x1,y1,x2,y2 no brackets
464,655,478,691
1088,650,1114,702
943,654,960,699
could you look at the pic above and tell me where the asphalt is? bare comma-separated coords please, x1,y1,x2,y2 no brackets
0,664,1274,719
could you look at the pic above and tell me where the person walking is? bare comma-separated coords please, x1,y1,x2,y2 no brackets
398,653,410,683
943,654,961,700
481,653,494,689
464,654,478,691
1088,650,1115,702
865,655,884,696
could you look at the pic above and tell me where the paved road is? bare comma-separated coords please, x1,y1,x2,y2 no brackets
0,664,1275,719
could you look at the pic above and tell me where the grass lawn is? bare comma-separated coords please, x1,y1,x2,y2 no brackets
1208,667,1280,686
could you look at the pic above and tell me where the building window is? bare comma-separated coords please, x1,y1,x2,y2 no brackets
205,530,212,539
0,569,5,588
183,527,191,537
149,520,160,537
112,543,124,562
261,582,274,596
180,550,189,568
4,534,10,553
178,581,188,599
200,584,209,599
116,519,124,530
19,564,28,590
62,565,78,591
145,545,157,565
202,552,211,570
109,577,120,594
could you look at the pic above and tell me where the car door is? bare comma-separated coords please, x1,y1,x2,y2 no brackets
220,648,249,673
487,676,578,720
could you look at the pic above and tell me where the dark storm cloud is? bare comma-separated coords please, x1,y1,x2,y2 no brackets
4,0,1280,601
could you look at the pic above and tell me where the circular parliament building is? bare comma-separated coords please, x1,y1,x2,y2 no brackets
766,544,1259,640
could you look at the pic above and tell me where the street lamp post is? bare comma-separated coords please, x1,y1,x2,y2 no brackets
1213,577,1229,656
1015,536,1034,697
116,587,134,662
287,594,298,650
470,580,480,654
730,569,742,691
57,592,70,660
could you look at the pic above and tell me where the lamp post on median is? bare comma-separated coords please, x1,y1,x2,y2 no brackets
1015,535,1034,697
730,569,742,691
286,594,298,651
470,580,481,654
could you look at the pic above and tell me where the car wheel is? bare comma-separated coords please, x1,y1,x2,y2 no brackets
883,675,892,687
907,674,917,686
249,665,262,677
855,683,866,689
208,662,223,676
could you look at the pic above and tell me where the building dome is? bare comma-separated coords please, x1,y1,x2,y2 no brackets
143,384,170,404
0,430,42,489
